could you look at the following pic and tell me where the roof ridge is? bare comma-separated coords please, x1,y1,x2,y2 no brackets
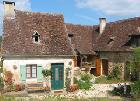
65,23,99,28
107,16,140,25
15,10,63,17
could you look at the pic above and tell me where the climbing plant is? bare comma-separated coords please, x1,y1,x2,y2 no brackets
65,68,71,91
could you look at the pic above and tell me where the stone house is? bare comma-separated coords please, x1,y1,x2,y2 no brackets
66,18,140,79
2,1,75,90
1,0,140,90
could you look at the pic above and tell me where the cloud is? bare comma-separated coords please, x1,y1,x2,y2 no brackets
0,0,31,34
75,0,140,16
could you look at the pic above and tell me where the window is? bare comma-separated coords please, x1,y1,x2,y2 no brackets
131,37,140,47
32,31,40,43
107,37,115,45
26,64,37,78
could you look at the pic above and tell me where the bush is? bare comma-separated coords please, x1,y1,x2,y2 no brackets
65,68,71,91
42,69,51,77
131,80,140,96
0,77,4,89
107,65,121,80
4,71,13,86
74,73,92,90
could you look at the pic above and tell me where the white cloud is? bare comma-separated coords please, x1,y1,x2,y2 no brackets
75,0,140,16
0,0,31,34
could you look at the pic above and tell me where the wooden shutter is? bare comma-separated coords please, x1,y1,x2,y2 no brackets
20,65,26,82
96,58,101,76
37,64,43,82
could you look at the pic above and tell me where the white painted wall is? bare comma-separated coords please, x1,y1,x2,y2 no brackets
3,58,74,85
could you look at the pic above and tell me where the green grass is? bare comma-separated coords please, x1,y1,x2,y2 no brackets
0,96,123,101
95,76,127,84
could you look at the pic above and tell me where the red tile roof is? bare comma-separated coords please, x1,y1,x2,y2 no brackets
2,10,74,56
66,24,97,54
94,17,140,52
3,10,140,56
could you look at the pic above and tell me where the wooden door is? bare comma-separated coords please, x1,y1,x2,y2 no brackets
96,58,101,76
102,59,108,75
51,63,64,90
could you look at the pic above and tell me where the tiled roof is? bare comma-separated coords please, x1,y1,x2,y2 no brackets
3,10,140,56
93,17,140,52
66,24,98,54
2,10,74,56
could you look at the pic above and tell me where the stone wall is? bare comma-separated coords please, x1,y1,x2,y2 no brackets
99,51,133,79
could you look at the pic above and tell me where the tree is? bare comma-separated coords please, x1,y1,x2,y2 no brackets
128,48,140,81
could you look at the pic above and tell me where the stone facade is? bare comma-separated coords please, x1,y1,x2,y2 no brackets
99,51,133,78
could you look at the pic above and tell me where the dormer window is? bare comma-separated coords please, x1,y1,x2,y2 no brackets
125,35,140,48
32,31,40,43
131,37,140,47
68,33,74,44
107,37,115,45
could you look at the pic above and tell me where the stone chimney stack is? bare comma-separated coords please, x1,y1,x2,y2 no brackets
3,1,15,18
99,18,106,34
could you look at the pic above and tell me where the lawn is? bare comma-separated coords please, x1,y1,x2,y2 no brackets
95,76,128,84
0,96,123,101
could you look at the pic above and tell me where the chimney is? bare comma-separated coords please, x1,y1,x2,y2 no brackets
99,18,106,34
3,1,15,17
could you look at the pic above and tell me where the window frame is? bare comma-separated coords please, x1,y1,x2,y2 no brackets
26,64,37,78
32,31,40,43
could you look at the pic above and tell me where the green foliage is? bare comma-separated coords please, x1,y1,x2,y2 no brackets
74,73,92,90
126,48,140,81
0,77,4,89
81,73,92,82
107,65,121,80
65,68,71,91
42,69,51,77
0,95,124,101
0,96,15,101
131,80,140,96
95,76,125,84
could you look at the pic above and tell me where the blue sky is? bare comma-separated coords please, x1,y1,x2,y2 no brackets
30,0,132,25
1,0,140,34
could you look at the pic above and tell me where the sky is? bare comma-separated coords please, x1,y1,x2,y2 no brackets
1,0,140,34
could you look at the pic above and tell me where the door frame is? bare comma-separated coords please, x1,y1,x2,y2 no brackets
101,59,109,76
51,63,64,90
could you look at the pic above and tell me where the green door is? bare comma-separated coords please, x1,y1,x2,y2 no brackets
51,63,64,90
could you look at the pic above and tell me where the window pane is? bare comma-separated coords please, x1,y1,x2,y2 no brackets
55,68,59,80
26,67,31,73
32,68,36,74
27,74,31,78
32,73,36,78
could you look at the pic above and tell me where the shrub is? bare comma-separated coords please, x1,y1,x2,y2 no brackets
0,77,4,89
42,69,51,77
65,68,71,91
74,73,92,90
107,65,121,80
4,71,13,86
131,80,140,96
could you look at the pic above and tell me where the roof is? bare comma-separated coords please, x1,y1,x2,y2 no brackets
66,24,98,54
93,17,140,52
2,10,140,56
2,10,74,56
66,17,140,53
